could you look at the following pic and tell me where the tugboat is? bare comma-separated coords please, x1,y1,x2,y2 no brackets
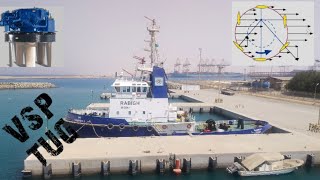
63,17,272,137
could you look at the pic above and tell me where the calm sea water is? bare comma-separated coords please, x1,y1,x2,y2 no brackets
0,78,319,179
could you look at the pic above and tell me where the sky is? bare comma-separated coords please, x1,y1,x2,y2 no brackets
0,0,318,75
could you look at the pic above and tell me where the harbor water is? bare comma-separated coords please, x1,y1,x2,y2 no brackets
0,78,319,179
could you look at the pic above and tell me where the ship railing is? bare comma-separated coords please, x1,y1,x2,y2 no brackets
145,117,168,123
186,113,196,122
153,125,165,134
115,76,148,82
113,93,147,98
69,109,109,117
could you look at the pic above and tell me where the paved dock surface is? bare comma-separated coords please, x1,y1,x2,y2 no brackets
25,132,320,175
172,89,319,138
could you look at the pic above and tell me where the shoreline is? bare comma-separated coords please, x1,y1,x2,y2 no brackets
0,75,114,80
0,82,56,90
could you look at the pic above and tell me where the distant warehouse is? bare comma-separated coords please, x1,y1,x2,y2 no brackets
265,76,292,91
250,76,292,91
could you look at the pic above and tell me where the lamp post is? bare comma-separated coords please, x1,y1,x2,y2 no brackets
314,83,320,125
314,83,319,103
198,48,202,80
315,83,320,125
318,108,320,125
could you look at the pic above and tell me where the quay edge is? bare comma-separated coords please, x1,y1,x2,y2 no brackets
23,133,320,176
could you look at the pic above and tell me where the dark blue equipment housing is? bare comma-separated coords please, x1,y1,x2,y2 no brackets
0,8,55,33
0,7,56,67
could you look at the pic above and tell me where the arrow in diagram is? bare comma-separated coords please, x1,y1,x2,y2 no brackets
255,50,272,55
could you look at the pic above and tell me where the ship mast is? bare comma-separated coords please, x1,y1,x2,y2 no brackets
145,16,160,67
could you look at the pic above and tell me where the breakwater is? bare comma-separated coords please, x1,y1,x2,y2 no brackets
0,82,56,89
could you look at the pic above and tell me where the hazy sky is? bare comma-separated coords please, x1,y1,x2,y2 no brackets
0,0,318,75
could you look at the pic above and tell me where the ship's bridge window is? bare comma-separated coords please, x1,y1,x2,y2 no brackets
114,86,120,92
127,86,131,92
143,87,148,92
122,87,126,92
132,83,136,92
137,87,141,92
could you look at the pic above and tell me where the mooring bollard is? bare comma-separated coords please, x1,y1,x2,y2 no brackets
306,154,315,168
234,156,242,163
173,159,182,175
209,107,214,114
43,164,52,179
129,160,139,175
182,158,191,173
72,162,81,177
156,159,165,174
101,161,110,176
208,157,217,171
169,153,176,170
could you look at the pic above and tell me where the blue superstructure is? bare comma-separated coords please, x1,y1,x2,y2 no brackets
150,66,168,98
0,8,55,32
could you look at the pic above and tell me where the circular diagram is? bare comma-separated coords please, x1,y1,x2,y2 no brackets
234,5,288,61
233,5,312,62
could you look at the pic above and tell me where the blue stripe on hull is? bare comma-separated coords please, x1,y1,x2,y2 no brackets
66,112,129,125
64,121,159,138
64,120,272,137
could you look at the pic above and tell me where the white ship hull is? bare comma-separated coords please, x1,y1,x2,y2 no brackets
238,167,297,176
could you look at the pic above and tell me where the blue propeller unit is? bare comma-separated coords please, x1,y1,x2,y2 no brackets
0,8,56,67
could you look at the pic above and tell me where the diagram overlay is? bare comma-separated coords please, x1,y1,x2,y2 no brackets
233,4,313,62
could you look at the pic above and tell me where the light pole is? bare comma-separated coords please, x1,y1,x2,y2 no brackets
315,82,320,125
198,48,202,80
318,108,320,125
314,83,319,103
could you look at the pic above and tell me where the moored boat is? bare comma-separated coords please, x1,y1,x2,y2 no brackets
227,153,304,176
63,17,272,138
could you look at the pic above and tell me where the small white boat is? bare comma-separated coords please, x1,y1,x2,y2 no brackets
227,153,304,176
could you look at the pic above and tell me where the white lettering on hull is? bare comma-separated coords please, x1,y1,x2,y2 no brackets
120,101,140,106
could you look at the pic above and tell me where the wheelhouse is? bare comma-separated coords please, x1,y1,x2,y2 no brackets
112,79,150,98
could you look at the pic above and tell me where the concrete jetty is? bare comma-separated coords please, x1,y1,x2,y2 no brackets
23,88,320,177
24,133,320,176
0,82,55,89
171,89,320,138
